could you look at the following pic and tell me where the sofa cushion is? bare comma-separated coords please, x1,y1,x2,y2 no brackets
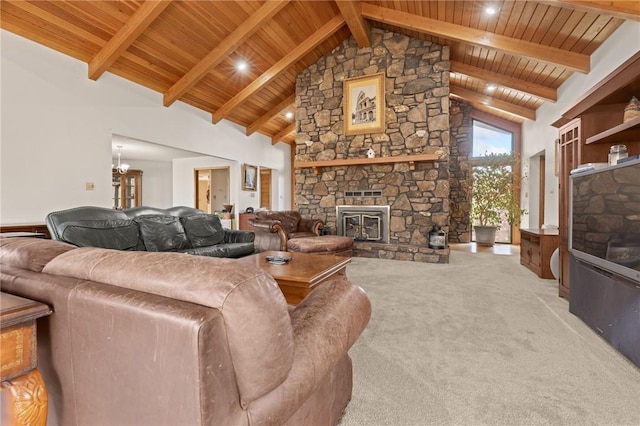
254,211,304,235
134,215,189,252
180,214,225,248
0,237,76,272
289,231,317,239
59,219,140,250
223,242,256,258
180,242,254,258
287,236,354,256
279,215,299,234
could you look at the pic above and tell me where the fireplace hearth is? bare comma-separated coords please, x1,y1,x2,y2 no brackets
336,205,389,244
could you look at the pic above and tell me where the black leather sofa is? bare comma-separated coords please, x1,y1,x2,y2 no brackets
45,206,255,258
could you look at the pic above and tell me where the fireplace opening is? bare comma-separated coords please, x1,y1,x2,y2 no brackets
336,205,390,243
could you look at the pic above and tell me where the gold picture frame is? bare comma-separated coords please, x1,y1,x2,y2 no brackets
242,164,257,191
343,73,385,136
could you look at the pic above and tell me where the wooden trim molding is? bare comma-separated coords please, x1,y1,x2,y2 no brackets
0,224,50,239
295,153,439,175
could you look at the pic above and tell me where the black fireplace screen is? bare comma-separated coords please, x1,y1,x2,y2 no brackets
336,205,390,243
343,213,383,241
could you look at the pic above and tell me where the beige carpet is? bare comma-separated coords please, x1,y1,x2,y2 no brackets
339,249,640,425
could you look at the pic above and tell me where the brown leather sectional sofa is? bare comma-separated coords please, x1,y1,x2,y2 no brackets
0,237,371,425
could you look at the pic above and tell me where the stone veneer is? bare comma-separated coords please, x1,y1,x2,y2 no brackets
295,28,450,263
448,100,473,243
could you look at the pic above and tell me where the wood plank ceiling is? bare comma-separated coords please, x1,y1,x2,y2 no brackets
2,1,638,145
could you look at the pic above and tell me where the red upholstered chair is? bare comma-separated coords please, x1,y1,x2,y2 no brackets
248,210,324,252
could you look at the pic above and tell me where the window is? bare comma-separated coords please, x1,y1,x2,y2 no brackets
472,120,515,244
473,120,513,157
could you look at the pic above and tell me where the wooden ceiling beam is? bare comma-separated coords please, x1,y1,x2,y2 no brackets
212,14,345,124
542,1,640,21
335,1,371,48
163,0,289,107
271,124,296,145
450,86,537,121
2,0,107,49
361,3,591,73
451,61,558,102
246,93,296,136
88,0,171,80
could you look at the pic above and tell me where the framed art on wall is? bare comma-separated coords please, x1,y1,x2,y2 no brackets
343,73,385,136
242,164,257,191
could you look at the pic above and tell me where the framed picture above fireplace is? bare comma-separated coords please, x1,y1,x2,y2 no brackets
343,73,385,136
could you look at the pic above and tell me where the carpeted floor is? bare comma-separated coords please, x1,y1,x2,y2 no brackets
339,250,640,425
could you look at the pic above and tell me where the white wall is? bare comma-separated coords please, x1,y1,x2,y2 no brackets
0,30,291,224
125,159,174,208
520,20,640,229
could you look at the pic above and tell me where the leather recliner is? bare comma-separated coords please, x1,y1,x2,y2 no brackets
248,210,324,252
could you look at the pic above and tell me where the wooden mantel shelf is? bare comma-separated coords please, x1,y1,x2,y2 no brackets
294,153,439,174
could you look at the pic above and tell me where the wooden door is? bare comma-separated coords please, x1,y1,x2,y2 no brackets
260,168,271,210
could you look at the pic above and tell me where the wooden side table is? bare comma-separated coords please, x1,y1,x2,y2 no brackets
0,232,47,238
1,292,51,426
239,213,256,230
520,229,559,279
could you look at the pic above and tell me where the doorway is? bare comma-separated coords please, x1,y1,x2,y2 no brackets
260,167,272,210
528,151,546,229
195,167,230,213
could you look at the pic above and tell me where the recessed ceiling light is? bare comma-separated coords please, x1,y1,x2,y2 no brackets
285,111,294,120
485,6,498,15
236,60,248,72
487,84,497,92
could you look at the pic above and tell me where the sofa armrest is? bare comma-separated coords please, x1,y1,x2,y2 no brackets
223,229,255,244
248,218,282,233
249,219,289,252
247,277,371,424
297,218,324,236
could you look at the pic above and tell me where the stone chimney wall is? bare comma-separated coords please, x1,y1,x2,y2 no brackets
449,100,473,243
294,28,451,263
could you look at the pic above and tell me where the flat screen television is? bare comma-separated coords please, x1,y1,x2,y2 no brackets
569,157,640,283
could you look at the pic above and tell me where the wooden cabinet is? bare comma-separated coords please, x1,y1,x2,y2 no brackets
1,292,52,426
520,229,559,280
112,169,142,209
239,213,256,231
570,256,640,368
553,51,640,299
557,120,581,297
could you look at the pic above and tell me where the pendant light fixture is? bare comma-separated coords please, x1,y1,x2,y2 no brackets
113,145,130,174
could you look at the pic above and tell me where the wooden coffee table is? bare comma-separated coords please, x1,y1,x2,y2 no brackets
238,251,351,304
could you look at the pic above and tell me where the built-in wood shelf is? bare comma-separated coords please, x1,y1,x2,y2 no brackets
294,153,439,174
585,116,640,145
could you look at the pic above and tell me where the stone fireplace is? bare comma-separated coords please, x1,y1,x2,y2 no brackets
337,205,390,243
294,28,451,264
